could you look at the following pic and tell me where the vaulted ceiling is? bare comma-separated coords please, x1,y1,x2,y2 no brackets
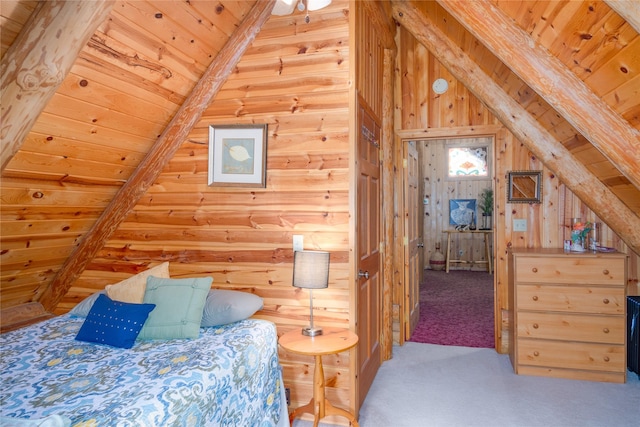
1,0,639,314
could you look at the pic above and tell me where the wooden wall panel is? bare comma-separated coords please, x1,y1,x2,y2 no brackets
0,177,119,308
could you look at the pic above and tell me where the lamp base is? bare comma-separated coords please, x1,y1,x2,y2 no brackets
302,326,323,337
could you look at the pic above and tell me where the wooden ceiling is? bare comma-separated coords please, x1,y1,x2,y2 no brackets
1,0,639,311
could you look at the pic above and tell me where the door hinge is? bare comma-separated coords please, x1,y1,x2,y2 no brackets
403,158,407,168
403,236,408,246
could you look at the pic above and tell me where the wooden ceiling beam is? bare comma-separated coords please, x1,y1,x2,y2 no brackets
435,0,640,192
605,0,640,34
38,0,277,311
391,1,640,255
0,0,115,172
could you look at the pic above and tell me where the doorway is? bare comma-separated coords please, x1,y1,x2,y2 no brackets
403,136,496,348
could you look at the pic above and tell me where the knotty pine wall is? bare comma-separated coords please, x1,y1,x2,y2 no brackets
57,0,356,416
395,21,638,354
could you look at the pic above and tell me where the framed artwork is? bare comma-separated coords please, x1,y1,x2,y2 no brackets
208,124,267,187
449,199,476,226
507,170,542,204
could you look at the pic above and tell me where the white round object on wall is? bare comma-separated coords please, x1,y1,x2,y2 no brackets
432,78,449,94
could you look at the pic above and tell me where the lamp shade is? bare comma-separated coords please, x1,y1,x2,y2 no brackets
292,250,329,289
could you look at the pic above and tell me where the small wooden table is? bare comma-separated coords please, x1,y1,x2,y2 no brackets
444,229,493,273
279,328,359,427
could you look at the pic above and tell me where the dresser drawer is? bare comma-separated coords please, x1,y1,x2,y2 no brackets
516,284,625,314
515,256,626,285
517,311,625,344
517,339,625,372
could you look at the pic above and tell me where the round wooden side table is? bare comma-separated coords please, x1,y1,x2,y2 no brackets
279,327,359,427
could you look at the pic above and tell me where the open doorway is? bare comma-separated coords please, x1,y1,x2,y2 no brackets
405,136,496,348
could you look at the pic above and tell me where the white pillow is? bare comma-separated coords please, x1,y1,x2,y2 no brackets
201,290,264,327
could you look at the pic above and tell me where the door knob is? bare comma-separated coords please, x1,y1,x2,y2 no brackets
358,270,369,279
417,243,424,248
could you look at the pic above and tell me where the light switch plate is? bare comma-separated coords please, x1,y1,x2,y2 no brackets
293,235,304,251
513,219,527,232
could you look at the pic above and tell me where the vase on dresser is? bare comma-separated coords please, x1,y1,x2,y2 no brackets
570,236,585,252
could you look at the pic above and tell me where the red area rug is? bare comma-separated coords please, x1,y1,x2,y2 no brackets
409,269,494,348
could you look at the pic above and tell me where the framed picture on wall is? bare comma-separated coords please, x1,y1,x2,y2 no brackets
208,124,267,187
449,199,476,225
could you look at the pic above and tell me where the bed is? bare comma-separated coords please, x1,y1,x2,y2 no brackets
0,314,288,427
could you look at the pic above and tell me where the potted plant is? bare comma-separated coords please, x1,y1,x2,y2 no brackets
478,188,493,230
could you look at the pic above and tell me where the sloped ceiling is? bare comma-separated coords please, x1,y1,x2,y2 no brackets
1,0,639,313
391,0,640,248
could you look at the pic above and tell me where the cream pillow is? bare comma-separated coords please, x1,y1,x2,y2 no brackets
106,262,170,303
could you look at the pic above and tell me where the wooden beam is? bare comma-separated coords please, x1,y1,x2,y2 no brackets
605,0,640,34
38,0,277,311
381,47,395,361
0,302,54,334
435,0,640,192
391,1,640,255
0,0,115,171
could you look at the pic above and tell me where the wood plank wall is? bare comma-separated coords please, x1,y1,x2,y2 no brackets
58,0,357,417
395,17,639,353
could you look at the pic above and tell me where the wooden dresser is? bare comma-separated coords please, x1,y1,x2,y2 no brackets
508,248,627,383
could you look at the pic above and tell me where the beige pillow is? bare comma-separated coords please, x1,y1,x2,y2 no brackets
106,262,170,303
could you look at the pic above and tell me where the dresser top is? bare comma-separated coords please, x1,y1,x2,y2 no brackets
509,248,626,258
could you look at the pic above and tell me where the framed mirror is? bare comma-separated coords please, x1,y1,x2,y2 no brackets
507,171,542,203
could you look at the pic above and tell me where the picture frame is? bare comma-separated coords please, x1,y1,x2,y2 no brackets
208,124,267,187
507,170,542,204
449,199,477,226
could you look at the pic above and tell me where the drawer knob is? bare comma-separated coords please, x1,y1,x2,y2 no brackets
532,296,538,301
604,356,610,362
533,351,539,357
602,269,609,275
603,298,610,304
532,267,538,273
603,328,609,334
532,323,539,329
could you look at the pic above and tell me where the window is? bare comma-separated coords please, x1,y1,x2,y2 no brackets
447,145,489,179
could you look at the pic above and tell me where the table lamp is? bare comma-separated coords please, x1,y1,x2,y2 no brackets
293,250,329,336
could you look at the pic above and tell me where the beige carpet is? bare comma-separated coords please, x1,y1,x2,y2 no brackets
293,342,640,426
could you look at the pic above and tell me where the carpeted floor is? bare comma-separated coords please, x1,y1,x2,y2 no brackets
294,342,640,427
409,269,494,348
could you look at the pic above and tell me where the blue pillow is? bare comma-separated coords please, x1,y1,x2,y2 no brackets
75,294,155,349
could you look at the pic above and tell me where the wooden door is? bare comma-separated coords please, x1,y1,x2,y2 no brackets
356,100,381,406
404,140,421,341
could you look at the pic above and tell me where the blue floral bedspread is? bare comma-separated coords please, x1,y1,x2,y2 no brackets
0,316,282,427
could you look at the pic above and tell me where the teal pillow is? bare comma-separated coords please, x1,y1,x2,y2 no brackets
201,290,263,327
75,294,155,349
137,276,212,340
